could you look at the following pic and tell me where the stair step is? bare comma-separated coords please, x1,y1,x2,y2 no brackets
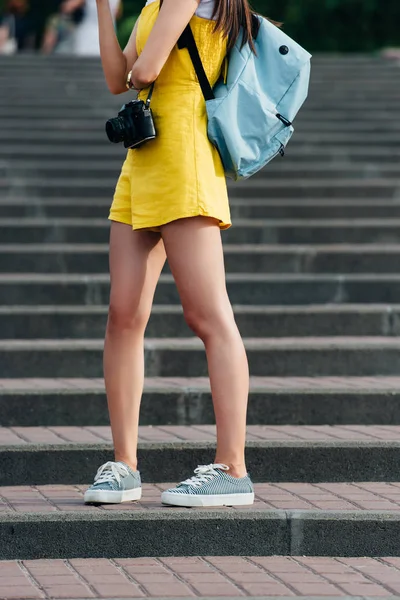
0,273,399,306
2,130,400,143
0,304,395,339
4,244,400,274
2,144,400,161
2,198,400,220
1,376,400,427
1,95,399,110
4,163,400,180
2,337,400,378
4,120,400,134
5,219,400,245
1,179,398,199
1,425,400,484
1,483,400,559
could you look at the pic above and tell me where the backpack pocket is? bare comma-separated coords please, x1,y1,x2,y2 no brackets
207,93,294,181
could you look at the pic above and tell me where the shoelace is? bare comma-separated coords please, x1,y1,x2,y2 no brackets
179,463,229,488
94,461,130,486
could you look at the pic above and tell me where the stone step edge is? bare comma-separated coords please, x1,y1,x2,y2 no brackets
0,197,397,205
2,378,400,428
2,439,400,486
2,439,400,449
0,272,397,283
6,217,400,226
6,244,400,253
1,179,400,188
0,304,396,314
1,337,400,350
1,508,399,560
1,375,400,394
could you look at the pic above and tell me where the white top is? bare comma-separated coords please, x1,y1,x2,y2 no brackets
145,0,216,20
73,0,120,56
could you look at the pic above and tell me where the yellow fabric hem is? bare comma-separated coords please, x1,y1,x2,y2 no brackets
108,211,232,232
108,214,132,227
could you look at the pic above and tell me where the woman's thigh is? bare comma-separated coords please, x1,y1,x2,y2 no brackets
108,221,166,326
160,217,233,333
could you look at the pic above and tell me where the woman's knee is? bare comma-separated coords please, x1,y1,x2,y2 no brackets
107,297,150,333
183,303,234,341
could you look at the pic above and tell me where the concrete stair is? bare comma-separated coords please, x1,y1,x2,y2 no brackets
1,377,400,426
1,53,400,563
1,424,400,486
2,484,400,560
4,337,400,378
1,305,397,338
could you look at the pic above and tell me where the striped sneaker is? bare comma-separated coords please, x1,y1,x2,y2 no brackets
84,461,142,504
161,463,254,507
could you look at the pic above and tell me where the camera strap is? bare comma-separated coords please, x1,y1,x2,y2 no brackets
145,83,155,108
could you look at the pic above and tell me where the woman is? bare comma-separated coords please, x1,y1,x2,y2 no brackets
85,0,255,508
74,0,119,56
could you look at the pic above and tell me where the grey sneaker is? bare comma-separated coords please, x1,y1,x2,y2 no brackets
161,463,254,507
84,461,142,504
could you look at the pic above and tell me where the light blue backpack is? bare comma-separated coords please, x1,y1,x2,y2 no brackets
179,15,312,180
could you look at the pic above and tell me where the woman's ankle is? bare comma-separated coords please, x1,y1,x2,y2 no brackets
114,456,138,471
215,460,247,479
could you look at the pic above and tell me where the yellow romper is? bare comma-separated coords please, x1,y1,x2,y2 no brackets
109,0,231,231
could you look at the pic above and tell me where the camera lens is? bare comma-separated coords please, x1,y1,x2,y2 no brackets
105,117,126,143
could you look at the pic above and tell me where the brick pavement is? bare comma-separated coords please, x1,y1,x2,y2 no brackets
0,424,400,445
1,557,400,597
2,482,400,513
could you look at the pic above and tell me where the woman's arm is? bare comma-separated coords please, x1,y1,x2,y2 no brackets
96,0,139,94
130,0,200,90
96,0,200,95
0,24,10,51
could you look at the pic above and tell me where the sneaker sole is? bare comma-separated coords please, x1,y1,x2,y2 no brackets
161,491,255,507
84,487,142,504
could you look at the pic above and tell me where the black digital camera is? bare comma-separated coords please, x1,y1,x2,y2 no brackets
105,99,156,149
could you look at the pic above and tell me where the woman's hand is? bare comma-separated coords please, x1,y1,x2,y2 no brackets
97,0,130,95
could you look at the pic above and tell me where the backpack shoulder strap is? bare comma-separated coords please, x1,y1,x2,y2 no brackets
178,24,215,101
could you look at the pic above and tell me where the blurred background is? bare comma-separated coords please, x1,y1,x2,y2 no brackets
1,0,400,57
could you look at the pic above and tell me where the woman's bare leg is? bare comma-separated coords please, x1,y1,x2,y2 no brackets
104,222,166,471
161,217,249,478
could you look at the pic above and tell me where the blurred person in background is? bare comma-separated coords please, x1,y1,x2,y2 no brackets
0,0,31,54
42,0,86,54
73,0,120,56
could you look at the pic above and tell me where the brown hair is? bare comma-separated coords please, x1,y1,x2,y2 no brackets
160,0,281,54
212,0,282,53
